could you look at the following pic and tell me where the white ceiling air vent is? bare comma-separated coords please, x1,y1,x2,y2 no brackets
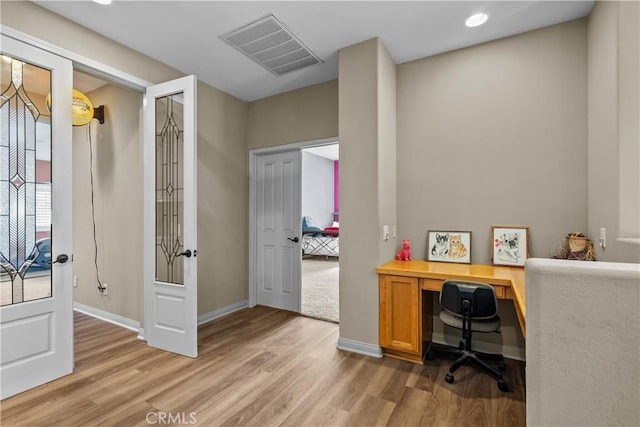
220,14,322,76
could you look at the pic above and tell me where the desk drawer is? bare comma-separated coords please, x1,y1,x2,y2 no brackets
421,279,443,292
421,278,506,299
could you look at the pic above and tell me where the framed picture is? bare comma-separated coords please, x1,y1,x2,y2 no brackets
491,225,530,267
427,231,472,264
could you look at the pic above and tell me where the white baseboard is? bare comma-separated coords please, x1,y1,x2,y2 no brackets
337,337,383,358
73,302,140,333
75,300,250,342
197,300,249,326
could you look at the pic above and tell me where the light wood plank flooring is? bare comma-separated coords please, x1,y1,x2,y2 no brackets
0,307,525,426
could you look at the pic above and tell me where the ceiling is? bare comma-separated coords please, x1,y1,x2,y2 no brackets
34,1,594,102
304,144,339,161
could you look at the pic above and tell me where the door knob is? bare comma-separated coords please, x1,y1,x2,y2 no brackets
178,249,192,258
287,237,300,243
51,254,69,264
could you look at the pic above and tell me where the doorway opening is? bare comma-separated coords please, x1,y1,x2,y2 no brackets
70,69,145,328
300,144,339,323
249,138,339,322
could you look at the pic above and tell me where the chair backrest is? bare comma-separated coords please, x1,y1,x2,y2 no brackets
440,280,498,319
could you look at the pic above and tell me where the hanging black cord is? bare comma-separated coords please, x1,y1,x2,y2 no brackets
88,125,106,294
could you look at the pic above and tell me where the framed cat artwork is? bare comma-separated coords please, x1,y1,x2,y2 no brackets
427,230,472,264
491,225,530,267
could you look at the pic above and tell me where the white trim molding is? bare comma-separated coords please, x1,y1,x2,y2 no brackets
616,237,640,246
337,337,383,358
1,25,152,91
198,300,249,326
73,303,140,333
248,137,339,308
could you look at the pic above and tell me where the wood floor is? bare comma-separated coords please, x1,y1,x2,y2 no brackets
0,307,525,426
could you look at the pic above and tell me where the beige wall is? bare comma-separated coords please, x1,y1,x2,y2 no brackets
396,20,589,358
588,1,640,263
1,2,183,85
4,1,251,323
197,82,249,314
247,80,338,150
397,19,588,264
72,84,143,322
338,39,397,348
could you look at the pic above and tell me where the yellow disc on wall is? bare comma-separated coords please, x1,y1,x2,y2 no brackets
45,89,95,126
71,89,94,126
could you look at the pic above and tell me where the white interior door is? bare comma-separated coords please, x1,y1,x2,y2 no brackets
0,35,73,398
143,75,197,358
255,150,302,312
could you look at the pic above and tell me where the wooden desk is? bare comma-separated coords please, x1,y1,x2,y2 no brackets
376,260,526,364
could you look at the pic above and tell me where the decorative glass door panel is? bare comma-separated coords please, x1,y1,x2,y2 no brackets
1,34,72,399
144,75,196,358
155,94,184,286
0,55,52,306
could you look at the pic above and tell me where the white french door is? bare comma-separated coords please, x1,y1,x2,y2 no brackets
255,150,302,312
0,35,73,398
143,75,197,358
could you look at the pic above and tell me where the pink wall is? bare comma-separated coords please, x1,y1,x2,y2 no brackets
334,160,339,215
36,160,50,183
36,160,51,240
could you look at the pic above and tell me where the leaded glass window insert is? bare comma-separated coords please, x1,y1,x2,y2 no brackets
155,94,185,285
1,54,53,306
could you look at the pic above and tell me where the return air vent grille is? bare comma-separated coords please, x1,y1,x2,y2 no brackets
221,14,322,76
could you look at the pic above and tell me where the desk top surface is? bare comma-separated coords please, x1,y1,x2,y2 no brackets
376,260,526,321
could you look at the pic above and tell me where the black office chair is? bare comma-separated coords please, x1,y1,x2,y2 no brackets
427,280,508,392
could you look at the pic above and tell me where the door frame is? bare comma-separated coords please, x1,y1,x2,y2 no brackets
248,137,338,308
0,26,164,342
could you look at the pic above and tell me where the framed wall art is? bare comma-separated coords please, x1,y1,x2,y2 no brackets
427,230,472,264
491,225,530,267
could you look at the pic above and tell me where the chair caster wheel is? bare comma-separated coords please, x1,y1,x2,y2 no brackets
498,380,508,392
498,363,506,372
445,373,454,384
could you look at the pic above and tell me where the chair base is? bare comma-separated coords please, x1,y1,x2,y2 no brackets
426,341,508,392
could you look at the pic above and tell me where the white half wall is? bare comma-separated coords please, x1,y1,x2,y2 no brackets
526,258,640,427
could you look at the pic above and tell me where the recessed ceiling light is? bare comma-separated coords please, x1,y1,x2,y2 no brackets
466,13,489,28
93,0,112,5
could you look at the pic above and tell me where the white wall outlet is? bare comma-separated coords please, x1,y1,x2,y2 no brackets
73,275,78,288
102,283,108,296
599,228,606,249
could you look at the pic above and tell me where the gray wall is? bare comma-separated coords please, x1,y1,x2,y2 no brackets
301,151,334,228
588,1,640,263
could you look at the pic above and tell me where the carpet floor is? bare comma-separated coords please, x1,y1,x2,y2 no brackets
301,257,339,323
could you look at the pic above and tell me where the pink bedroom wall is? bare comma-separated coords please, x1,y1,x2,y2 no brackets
36,160,51,240
334,160,339,215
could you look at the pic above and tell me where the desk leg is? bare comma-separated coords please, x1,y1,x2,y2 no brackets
422,290,434,362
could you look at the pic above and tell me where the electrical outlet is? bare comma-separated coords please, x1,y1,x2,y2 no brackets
102,283,108,296
73,275,78,288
